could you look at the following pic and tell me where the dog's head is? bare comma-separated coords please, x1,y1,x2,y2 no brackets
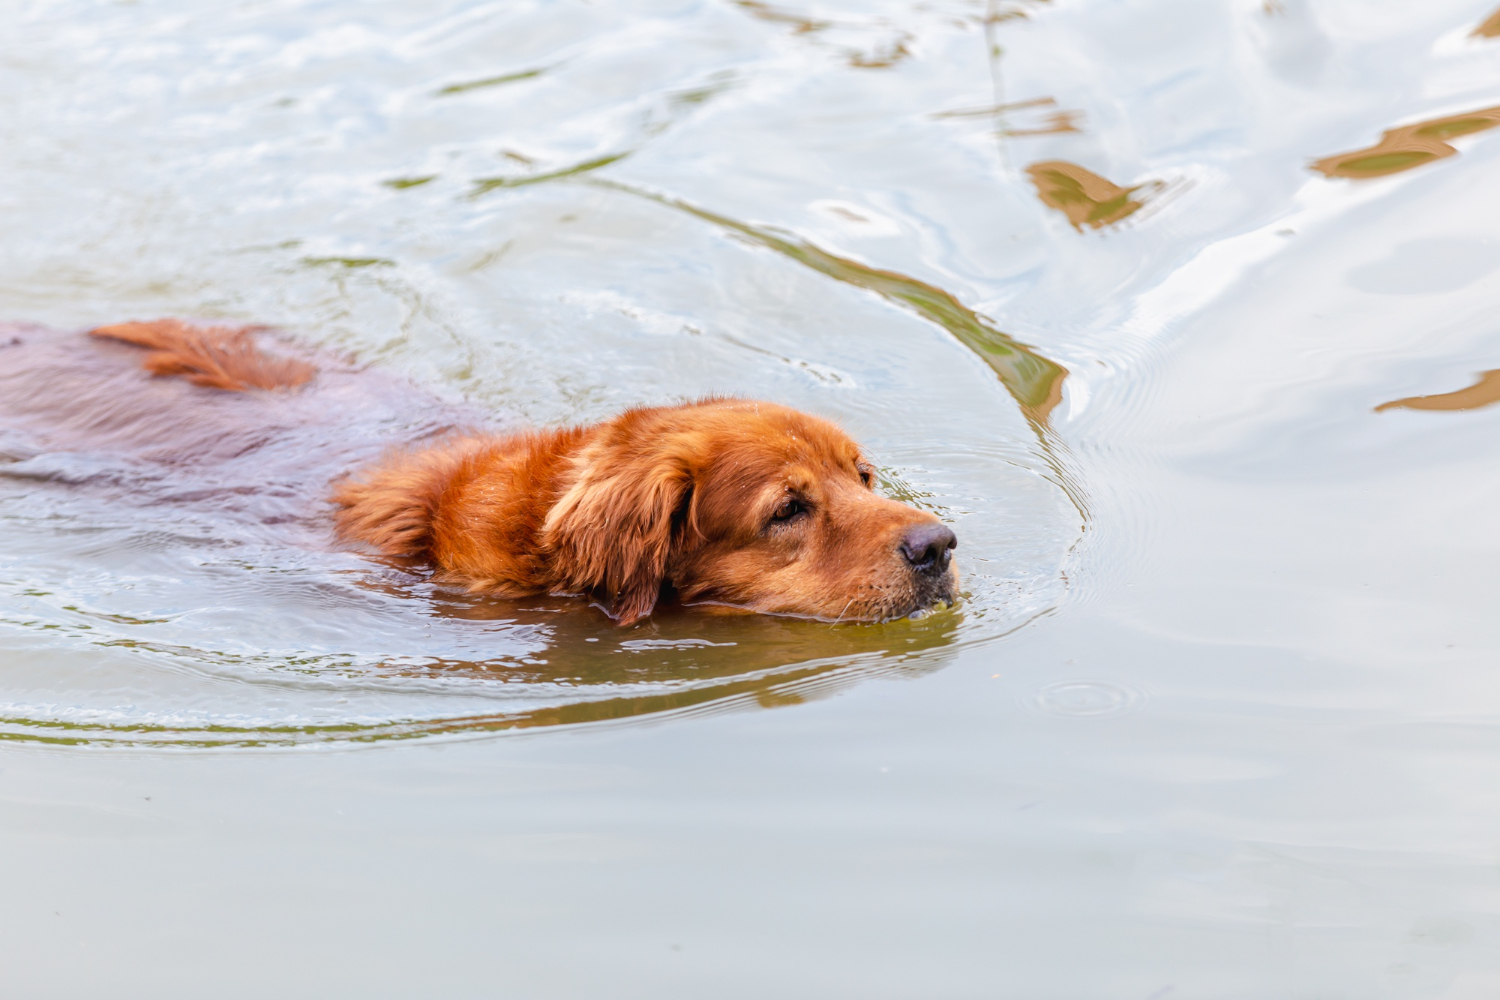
543,399,957,625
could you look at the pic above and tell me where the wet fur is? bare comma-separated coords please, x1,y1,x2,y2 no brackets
92,319,315,391
22,319,957,626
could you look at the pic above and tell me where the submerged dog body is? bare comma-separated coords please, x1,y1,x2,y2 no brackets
4,320,957,625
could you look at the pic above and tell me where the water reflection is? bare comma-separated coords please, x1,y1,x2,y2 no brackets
1311,106,1500,179
0,592,966,748
934,97,1083,138
1025,160,1160,231
1375,370,1500,413
984,1,1053,25
434,67,546,97
729,0,913,70
731,0,827,34
439,592,965,682
847,40,910,70
590,180,1069,428
1474,6,1500,38
470,153,630,196
429,162,1068,424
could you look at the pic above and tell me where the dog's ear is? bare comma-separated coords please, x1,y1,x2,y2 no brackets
543,435,701,626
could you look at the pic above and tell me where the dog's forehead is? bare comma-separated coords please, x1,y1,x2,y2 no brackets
721,405,860,461
689,404,863,509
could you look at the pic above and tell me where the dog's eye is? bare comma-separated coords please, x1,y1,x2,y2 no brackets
769,497,805,524
856,463,876,489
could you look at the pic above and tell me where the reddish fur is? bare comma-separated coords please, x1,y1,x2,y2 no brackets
333,400,957,625
91,319,315,391
40,318,956,626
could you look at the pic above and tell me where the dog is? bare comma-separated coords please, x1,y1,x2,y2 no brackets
1,319,958,625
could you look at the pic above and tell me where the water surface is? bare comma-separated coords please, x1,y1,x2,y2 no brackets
4,0,1500,995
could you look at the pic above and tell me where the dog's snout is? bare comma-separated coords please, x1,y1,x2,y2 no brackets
899,522,956,574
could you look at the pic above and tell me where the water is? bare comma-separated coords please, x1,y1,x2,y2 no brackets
3,0,1500,994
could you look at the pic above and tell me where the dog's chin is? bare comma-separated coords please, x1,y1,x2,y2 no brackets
850,588,960,623
884,568,960,622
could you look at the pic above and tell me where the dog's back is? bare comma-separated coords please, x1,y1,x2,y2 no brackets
0,320,478,530
89,319,316,392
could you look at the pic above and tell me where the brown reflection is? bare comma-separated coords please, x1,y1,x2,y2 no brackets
934,97,1082,137
732,0,829,33
933,97,1055,120
410,587,961,685
1026,161,1158,230
1474,7,1500,37
848,38,911,69
1375,370,1500,413
1311,106,1500,179
1,594,965,747
981,0,1053,24
377,584,964,734
730,1,912,70
1002,112,1082,138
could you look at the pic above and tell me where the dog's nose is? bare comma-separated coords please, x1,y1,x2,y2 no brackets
899,522,956,574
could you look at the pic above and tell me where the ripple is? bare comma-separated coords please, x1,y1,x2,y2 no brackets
1030,680,1143,718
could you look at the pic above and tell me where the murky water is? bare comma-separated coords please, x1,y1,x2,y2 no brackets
5,0,1500,994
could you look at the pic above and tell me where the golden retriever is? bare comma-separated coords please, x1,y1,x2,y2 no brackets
4,319,958,625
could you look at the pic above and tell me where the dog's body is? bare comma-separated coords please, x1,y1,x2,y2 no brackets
1,320,957,624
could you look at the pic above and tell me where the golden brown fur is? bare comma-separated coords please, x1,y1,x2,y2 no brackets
333,400,958,624
91,319,315,391
16,318,958,626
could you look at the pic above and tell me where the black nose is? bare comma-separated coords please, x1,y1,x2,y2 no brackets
899,522,956,574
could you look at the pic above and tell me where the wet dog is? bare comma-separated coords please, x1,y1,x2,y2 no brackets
1,319,957,624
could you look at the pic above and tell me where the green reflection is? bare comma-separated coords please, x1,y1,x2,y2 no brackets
301,256,395,269
61,605,171,626
470,154,630,196
671,73,735,107
588,180,1067,427
435,68,545,96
